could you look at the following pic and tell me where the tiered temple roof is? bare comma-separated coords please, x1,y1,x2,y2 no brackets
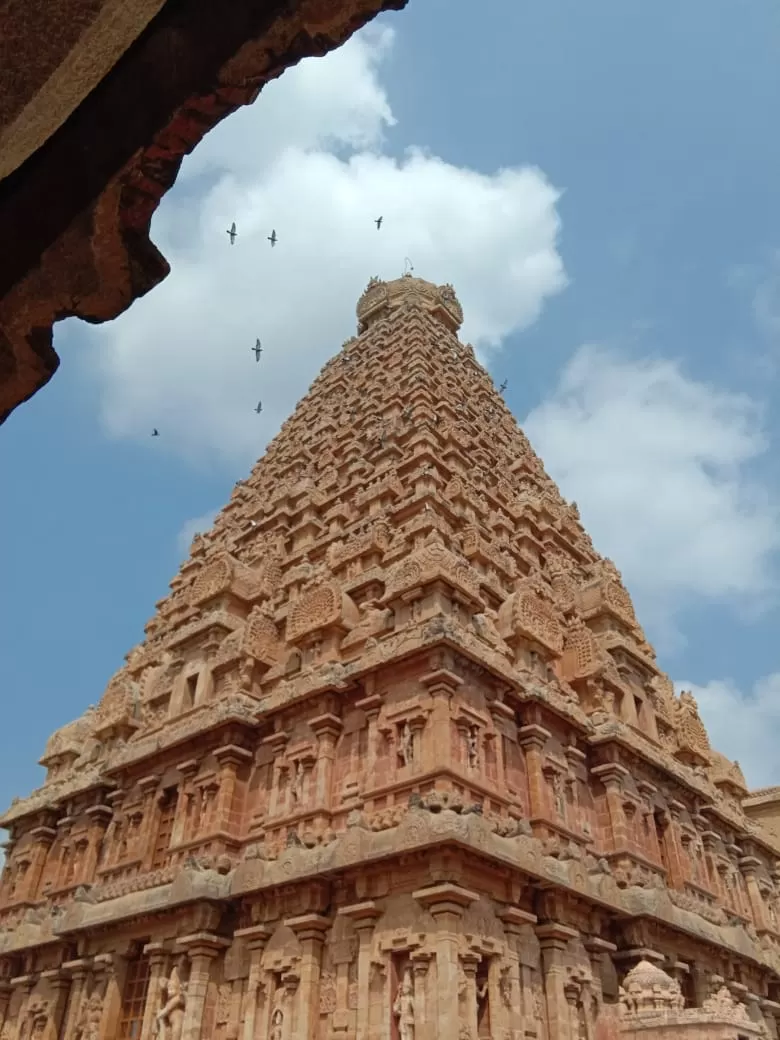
2,274,779,1040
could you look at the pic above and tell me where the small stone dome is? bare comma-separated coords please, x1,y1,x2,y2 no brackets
620,960,685,1015
356,274,463,333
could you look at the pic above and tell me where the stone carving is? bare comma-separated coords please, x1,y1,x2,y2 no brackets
467,727,479,770
154,964,187,1040
398,721,413,767
619,960,684,1016
291,762,304,804
75,991,104,1040
393,967,415,1040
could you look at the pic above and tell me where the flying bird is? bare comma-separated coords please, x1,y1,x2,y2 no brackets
375,216,383,230
254,401,263,414
226,222,237,245
252,339,263,362
267,230,278,247
151,428,159,437
499,379,508,392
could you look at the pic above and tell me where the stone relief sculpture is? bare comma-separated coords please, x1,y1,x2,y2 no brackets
393,966,415,1040
467,727,479,769
75,991,104,1040
291,761,304,804
398,721,413,767
154,965,187,1040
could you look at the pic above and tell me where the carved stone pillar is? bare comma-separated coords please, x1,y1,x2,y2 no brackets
89,954,122,1040
233,925,271,1040
24,827,57,901
419,669,464,773
39,970,70,1040
354,693,382,789
338,902,381,1040
518,724,551,820
284,914,331,1040
60,962,88,1040
536,923,578,1040
177,933,230,1040
414,883,477,1039
137,775,161,870
740,857,771,931
140,942,169,1040
460,953,480,1040
590,764,629,851
656,803,687,888
9,975,35,1040
584,937,616,1007
83,807,112,882
310,714,343,807
0,982,10,1036
410,953,434,1040
489,701,514,790
499,907,537,1040
214,745,252,833
266,733,289,817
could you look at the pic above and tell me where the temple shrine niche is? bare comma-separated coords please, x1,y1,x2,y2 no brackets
2,275,779,1040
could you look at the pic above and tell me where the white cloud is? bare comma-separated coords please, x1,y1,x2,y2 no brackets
89,24,566,469
524,345,780,642
675,675,780,789
176,511,219,556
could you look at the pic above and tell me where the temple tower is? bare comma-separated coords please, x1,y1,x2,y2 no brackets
1,275,778,1040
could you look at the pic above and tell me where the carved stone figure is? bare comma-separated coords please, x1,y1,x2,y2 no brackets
467,727,479,769
393,966,415,1040
398,721,413,767
76,991,104,1040
154,965,187,1040
291,761,304,803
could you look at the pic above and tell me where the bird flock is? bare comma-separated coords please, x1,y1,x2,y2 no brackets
150,214,510,439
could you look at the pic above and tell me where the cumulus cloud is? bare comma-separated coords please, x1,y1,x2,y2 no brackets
524,345,780,641
176,510,219,556
89,24,566,468
674,674,780,789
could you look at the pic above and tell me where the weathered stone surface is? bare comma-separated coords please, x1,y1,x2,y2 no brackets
1,276,778,1040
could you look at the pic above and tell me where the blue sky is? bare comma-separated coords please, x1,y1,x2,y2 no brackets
3,0,780,813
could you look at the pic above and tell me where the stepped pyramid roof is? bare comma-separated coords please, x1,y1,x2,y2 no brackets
2,274,750,828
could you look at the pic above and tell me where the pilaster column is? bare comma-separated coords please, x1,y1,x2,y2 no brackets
9,975,35,1040
84,954,120,1040
175,760,200,845
137,775,161,869
413,883,478,1039
584,937,616,1006
60,960,90,1040
25,827,57,901
233,925,271,1040
310,714,343,807
536,923,578,1040
140,942,169,1040
39,969,70,1040
176,933,230,1040
355,693,382,787
284,914,331,1040
265,733,289,817
591,764,630,851
214,746,252,833
518,725,551,819
338,902,381,1040
740,857,771,931
460,953,480,1040
0,981,11,1036
489,701,514,790
499,907,537,1040
410,953,434,1040
83,807,112,882
419,670,464,773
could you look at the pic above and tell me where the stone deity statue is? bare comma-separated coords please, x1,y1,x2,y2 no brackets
154,965,187,1040
393,967,415,1040
291,762,304,803
398,721,413,767
467,727,479,769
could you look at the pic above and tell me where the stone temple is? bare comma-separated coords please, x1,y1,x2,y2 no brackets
2,274,780,1040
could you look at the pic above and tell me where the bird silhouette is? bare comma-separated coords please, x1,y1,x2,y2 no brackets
254,401,263,414
267,230,277,247
499,379,508,392
375,216,383,230
252,339,263,362
226,222,237,245
151,428,159,437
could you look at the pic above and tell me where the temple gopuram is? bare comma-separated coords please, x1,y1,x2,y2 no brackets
2,275,780,1040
